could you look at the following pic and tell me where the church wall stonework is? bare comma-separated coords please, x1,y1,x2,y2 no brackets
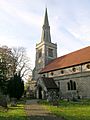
40,62,90,99
54,71,90,98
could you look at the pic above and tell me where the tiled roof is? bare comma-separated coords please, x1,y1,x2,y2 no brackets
40,46,90,73
42,77,58,89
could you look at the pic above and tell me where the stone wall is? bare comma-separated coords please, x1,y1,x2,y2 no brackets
54,71,90,99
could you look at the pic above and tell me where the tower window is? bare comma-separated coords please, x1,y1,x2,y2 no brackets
38,49,42,58
48,48,53,57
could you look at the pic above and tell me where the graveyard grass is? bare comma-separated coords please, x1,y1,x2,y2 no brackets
40,99,90,120
0,99,90,120
0,103,27,120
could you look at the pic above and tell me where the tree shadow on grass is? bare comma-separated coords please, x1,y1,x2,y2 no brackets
0,116,27,120
27,115,64,120
0,115,90,120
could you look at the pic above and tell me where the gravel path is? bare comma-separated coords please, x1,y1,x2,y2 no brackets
25,99,65,120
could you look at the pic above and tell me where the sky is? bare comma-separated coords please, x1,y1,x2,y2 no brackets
0,0,90,69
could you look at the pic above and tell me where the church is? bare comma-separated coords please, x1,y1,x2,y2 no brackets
33,8,90,100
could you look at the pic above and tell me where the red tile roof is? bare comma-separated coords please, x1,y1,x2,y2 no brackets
40,46,90,73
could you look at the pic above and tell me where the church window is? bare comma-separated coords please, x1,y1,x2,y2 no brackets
43,74,45,77
70,80,73,90
61,70,64,74
48,48,53,57
67,80,76,90
74,82,76,90
38,49,42,58
86,64,90,69
51,72,53,76
67,82,70,90
72,67,76,72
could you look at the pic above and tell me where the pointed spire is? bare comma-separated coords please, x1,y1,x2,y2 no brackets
44,8,49,26
41,8,51,43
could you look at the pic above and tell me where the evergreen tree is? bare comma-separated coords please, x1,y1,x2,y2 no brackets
8,73,24,100
0,69,8,95
0,74,3,93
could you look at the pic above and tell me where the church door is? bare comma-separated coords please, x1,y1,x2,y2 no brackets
39,86,42,99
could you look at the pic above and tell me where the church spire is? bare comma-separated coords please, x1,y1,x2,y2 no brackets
44,8,49,26
41,8,51,43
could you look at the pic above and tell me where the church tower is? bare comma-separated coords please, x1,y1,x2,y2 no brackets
33,8,57,80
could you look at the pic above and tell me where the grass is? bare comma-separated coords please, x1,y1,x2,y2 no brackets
39,99,90,120
0,102,27,120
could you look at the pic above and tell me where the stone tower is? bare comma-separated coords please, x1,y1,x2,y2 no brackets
33,8,57,80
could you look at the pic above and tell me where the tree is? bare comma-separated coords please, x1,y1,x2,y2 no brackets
0,74,4,93
0,46,16,94
8,73,24,100
12,47,32,80
0,46,31,97
0,46,16,79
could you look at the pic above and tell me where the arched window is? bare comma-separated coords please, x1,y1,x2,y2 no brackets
70,80,73,90
67,82,70,90
67,80,76,90
74,82,76,90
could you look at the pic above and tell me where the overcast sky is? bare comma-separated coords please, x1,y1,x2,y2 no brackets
0,0,90,69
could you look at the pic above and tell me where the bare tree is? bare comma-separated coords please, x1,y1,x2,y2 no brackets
12,47,32,80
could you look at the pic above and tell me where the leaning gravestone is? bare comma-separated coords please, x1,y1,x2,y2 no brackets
11,98,17,107
0,94,7,108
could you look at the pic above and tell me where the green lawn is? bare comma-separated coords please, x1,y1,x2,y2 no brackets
0,103,27,120
41,99,90,120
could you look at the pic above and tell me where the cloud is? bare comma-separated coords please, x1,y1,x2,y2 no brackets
0,0,90,69
0,35,24,47
0,0,42,27
50,0,90,40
